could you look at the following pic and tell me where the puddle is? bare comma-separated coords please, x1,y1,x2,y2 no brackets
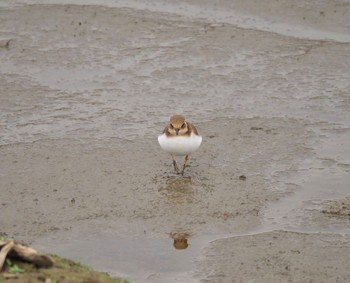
33,230,224,283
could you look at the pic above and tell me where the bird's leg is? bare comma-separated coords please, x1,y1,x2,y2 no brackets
181,155,189,175
172,155,179,173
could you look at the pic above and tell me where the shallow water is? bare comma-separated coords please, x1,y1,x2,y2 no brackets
3,0,350,42
34,228,223,283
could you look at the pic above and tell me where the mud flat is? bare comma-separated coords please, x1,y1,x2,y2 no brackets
196,231,350,283
1,1,350,282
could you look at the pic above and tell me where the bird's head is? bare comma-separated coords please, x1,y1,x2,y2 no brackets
168,115,188,136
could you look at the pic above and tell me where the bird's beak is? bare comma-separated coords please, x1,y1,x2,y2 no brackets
175,128,180,135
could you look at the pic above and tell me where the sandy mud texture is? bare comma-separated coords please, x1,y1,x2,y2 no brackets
197,231,350,283
1,1,350,282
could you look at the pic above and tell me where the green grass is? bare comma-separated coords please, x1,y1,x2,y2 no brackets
0,253,133,283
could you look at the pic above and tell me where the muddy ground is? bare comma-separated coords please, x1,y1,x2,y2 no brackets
1,1,350,282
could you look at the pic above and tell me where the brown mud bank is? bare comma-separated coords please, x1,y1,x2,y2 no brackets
1,2,350,282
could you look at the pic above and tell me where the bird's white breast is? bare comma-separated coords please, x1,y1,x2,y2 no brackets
158,133,202,156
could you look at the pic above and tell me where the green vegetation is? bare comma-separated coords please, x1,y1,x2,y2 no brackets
5,259,25,274
1,254,132,283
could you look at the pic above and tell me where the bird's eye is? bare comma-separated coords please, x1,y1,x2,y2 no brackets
170,124,174,129
181,123,186,129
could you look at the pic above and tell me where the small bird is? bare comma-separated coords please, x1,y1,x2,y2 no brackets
158,115,202,175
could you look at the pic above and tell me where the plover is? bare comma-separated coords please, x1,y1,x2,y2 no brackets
158,115,202,175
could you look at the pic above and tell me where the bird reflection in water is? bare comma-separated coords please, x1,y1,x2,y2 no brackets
170,232,190,250
159,177,193,250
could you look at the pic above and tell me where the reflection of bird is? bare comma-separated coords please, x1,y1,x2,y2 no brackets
158,115,202,175
173,237,188,250
171,233,190,250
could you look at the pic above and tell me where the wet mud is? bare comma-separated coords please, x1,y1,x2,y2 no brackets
1,1,350,282
197,231,350,283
